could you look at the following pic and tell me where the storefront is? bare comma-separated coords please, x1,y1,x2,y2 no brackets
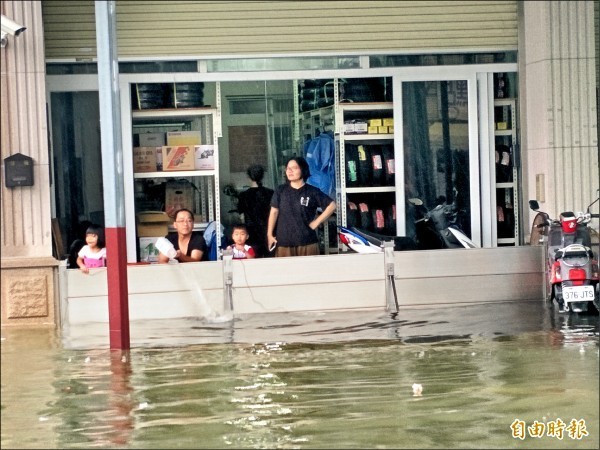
46,56,519,262
2,1,597,328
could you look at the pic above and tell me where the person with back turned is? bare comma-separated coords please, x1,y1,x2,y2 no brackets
237,164,274,257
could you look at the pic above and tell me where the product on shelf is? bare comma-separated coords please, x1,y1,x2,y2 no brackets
381,145,395,185
163,145,195,171
339,77,392,103
194,145,215,170
168,82,205,108
370,146,384,186
165,180,195,218
346,201,360,228
133,147,159,173
495,144,512,183
297,79,335,112
131,83,170,110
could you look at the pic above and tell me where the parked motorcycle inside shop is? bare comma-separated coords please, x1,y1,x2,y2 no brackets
529,192,600,314
339,197,478,253
411,196,478,250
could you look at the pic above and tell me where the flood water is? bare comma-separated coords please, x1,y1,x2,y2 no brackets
2,301,598,449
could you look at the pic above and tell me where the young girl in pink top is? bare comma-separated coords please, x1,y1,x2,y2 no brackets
76,224,106,273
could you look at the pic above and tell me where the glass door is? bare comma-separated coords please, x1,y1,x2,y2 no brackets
397,79,479,245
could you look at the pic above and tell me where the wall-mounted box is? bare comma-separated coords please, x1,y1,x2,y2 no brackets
4,153,34,187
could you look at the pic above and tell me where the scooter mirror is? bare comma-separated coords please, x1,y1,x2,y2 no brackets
529,200,540,211
408,198,423,206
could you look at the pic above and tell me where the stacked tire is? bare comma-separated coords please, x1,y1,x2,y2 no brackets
298,79,335,112
169,83,205,108
131,82,205,110
132,83,170,110
339,77,392,103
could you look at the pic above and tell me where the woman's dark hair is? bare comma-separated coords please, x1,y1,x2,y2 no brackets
285,156,311,182
246,164,265,186
85,224,105,248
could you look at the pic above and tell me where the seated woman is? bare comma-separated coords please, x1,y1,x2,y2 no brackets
157,208,207,263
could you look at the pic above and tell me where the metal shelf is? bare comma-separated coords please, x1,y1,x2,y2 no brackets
493,97,518,247
497,238,516,244
496,182,515,189
343,133,394,141
132,107,216,120
339,102,393,111
346,186,395,194
337,97,398,235
134,170,216,179
126,101,221,262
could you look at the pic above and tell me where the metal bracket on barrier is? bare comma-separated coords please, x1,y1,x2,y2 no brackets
222,249,233,312
383,241,398,313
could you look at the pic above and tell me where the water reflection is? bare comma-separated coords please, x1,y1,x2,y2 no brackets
2,302,598,449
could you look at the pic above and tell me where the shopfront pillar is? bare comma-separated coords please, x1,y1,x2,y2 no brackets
519,1,598,228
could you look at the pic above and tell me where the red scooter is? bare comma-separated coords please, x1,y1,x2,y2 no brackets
529,194,599,313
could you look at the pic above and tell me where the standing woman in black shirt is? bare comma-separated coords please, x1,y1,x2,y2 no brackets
267,156,336,257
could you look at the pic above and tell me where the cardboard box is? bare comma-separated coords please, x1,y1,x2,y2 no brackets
377,125,389,134
194,145,215,170
368,119,382,127
382,118,394,127
139,132,166,147
139,237,161,263
368,126,379,134
344,121,355,134
136,211,170,237
165,180,195,218
354,121,368,134
133,147,159,172
163,145,195,171
156,147,163,171
166,131,202,146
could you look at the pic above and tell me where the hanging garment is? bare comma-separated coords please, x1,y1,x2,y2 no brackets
304,132,336,197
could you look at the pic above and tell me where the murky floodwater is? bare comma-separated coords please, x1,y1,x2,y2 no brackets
2,301,598,449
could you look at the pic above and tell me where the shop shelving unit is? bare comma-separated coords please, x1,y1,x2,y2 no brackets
493,97,518,246
335,101,395,234
126,107,221,262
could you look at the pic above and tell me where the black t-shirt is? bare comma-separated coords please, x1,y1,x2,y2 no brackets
271,183,334,247
237,186,274,257
237,186,274,229
166,232,208,261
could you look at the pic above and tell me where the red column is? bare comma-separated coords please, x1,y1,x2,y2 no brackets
106,227,130,349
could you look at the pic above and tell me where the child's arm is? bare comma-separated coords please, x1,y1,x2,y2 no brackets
76,256,89,274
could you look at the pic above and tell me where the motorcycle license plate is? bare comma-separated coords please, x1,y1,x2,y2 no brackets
563,286,595,302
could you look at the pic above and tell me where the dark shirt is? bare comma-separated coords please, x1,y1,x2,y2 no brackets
166,232,208,261
237,186,274,257
271,183,334,247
